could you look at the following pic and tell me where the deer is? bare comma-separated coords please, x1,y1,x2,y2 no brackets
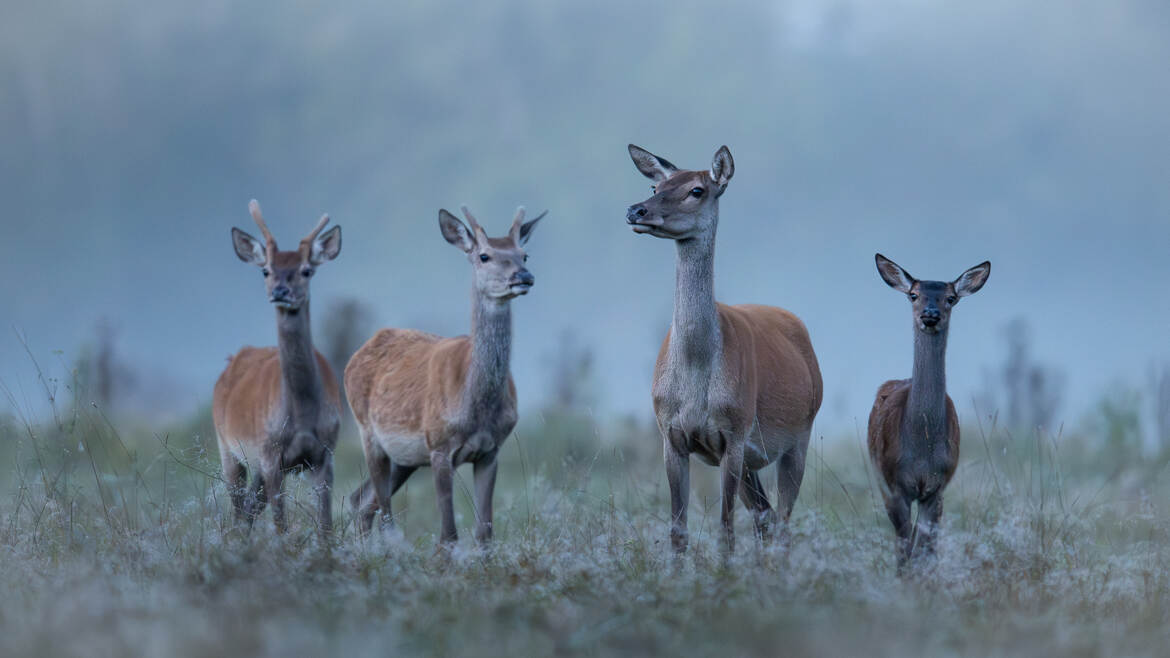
868,253,990,570
212,200,343,537
346,205,544,547
625,144,823,554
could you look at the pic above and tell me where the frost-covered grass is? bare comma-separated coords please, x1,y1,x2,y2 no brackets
2,406,1170,657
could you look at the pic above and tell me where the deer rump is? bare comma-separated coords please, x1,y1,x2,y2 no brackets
345,328,519,468
653,303,822,470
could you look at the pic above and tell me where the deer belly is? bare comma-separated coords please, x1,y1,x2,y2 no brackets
378,432,430,467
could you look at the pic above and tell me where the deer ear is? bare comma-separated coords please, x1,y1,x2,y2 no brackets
439,209,476,253
310,225,341,264
954,261,991,297
232,227,267,266
875,253,915,293
628,144,678,183
517,210,546,246
710,145,734,187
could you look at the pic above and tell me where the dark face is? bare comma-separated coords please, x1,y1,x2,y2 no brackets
875,253,991,335
906,279,960,335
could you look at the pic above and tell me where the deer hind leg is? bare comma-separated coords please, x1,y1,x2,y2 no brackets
265,466,287,534
219,445,248,525
354,441,391,537
884,492,913,574
719,436,745,555
775,439,809,546
664,428,690,554
244,470,267,529
738,468,776,542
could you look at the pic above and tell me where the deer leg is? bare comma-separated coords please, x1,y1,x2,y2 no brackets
220,448,247,525
915,491,944,559
473,450,499,546
664,428,690,554
885,493,913,573
266,467,287,534
775,440,808,546
244,471,267,529
430,450,457,546
312,458,333,539
738,468,775,542
719,437,745,555
361,448,392,536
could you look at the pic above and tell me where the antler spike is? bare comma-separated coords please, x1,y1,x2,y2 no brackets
459,205,482,231
249,199,276,248
303,213,330,243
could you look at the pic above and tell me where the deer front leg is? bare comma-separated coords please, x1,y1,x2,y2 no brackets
473,450,499,546
664,428,690,554
220,448,248,525
915,491,944,559
313,459,333,539
884,492,913,573
719,437,745,555
430,450,457,546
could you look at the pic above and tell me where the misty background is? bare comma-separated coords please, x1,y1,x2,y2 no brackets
2,0,1168,440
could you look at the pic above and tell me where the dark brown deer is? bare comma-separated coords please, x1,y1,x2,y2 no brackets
212,200,343,537
868,253,990,569
625,145,823,554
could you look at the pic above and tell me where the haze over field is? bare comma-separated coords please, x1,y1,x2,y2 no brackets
2,0,1168,434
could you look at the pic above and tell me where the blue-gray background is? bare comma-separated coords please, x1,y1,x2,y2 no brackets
2,0,1167,436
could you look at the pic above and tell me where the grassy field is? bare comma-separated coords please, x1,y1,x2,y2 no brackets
2,390,1170,657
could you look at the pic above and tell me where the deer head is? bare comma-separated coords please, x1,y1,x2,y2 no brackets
439,205,545,300
625,144,734,240
231,199,342,311
876,254,990,335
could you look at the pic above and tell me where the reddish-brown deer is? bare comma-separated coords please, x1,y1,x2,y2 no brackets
346,206,544,547
625,145,823,554
212,200,343,537
868,253,990,569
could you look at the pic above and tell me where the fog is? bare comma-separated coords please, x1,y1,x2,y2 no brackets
2,0,1168,435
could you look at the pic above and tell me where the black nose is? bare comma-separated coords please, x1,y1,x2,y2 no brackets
921,308,940,326
272,285,291,300
514,269,535,286
626,205,647,224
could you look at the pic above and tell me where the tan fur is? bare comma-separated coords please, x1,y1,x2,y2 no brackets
653,303,822,467
213,347,341,460
345,329,517,456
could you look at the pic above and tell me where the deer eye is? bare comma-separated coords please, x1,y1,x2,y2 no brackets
946,295,957,305
261,268,270,278
479,253,490,262
690,187,704,197
302,267,314,278
523,254,528,262
908,293,918,301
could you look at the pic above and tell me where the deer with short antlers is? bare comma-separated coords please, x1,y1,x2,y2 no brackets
625,145,823,554
346,205,545,546
212,200,343,536
868,254,990,570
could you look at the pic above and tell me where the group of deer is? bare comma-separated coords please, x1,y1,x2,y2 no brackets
212,145,989,570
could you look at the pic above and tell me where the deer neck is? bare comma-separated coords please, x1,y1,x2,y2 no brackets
275,304,324,419
667,211,721,401
465,291,513,409
904,326,949,447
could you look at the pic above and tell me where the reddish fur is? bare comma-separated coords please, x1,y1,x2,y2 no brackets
866,379,960,498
